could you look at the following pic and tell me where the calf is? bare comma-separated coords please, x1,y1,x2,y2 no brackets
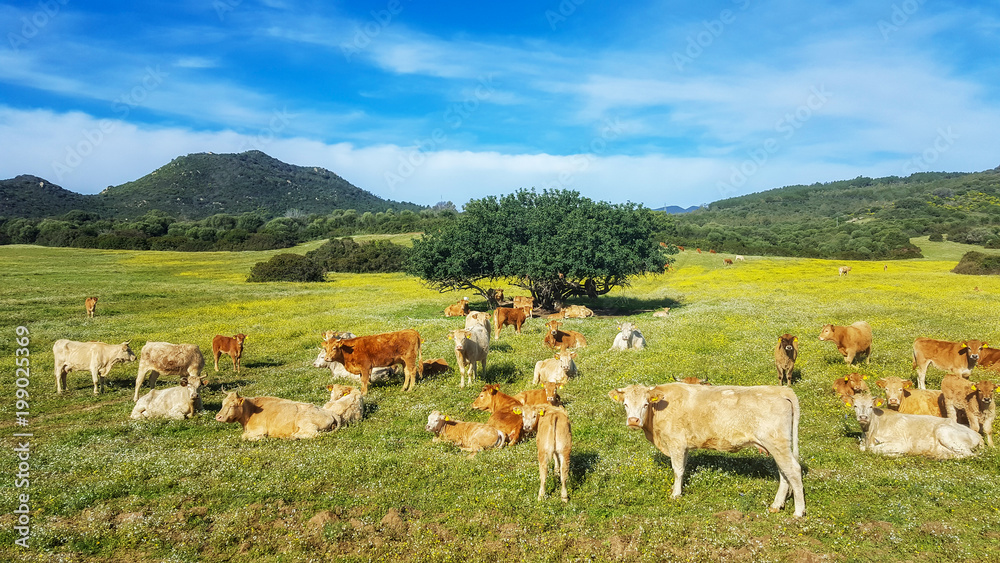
543,320,588,351
215,391,340,440
818,321,872,364
448,325,489,388
85,296,98,318
652,307,671,318
134,342,205,401
912,338,985,389
131,379,202,420
471,384,525,445
609,383,804,517
561,305,594,318
53,339,136,394
425,411,506,455
486,287,505,306
212,333,246,373
838,266,852,276
513,382,563,407
976,346,1000,372
321,329,423,394
832,372,870,401
322,384,364,426
846,393,981,459
512,296,534,309
312,349,393,383
723,258,733,266
774,334,798,386
610,322,645,351
493,306,531,338
465,310,492,336
533,351,577,386
444,297,470,317
514,404,572,502
875,377,945,417
941,376,995,447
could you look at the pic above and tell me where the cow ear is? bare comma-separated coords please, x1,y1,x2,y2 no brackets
327,384,334,391
202,378,208,386
875,399,884,407
444,415,450,421
971,385,977,391
648,395,661,404
844,376,849,382
793,337,798,342
876,380,887,389
903,380,913,389
512,408,521,414
608,389,624,402
539,408,545,416
236,398,244,406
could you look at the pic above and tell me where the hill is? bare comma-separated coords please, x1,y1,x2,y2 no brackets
653,204,699,214
0,175,103,218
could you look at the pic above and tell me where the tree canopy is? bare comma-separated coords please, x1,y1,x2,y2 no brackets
407,189,672,309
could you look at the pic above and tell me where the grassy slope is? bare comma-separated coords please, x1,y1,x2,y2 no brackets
1,242,999,562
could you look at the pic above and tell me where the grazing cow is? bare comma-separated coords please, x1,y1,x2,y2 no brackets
609,383,804,516
675,376,710,385
448,325,489,388
131,379,202,420
832,372,870,401
321,329,423,394
212,333,246,374
465,310,492,336
561,305,594,318
941,376,995,447
875,377,945,416
838,266,852,276
134,342,205,401
53,339,136,394
912,338,985,389
322,384,364,426
425,411,506,456
421,358,451,378
533,351,577,386
85,296,98,318
709,249,717,254
513,296,535,309
215,391,340,440
513,382,563,407
696,248,702,253
735,255,745,261
846,393,981,459
653,307,671,318
493,306,531,338
610,322,646,351
774,334,798,386
818,321,872,364
723,258,733,266
471,384,526,445
543,320,588,351
312,349,394,383
677,245,685,252
444,297,470,317
514,404,572,502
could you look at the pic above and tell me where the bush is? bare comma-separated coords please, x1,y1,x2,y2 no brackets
952,251,1000,275
306,238,410,273
928,233,944,242
247,253,326,282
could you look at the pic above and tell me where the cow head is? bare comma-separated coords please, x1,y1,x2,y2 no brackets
959,340,986,368
322,339,348,363
818,325,835,342
619,322,635,338
608,385,662,428
425,410,450,433
546,320,563,335
234,333,247,349
875,377,912,409
327,384,357,401
542,381,563,405
215,391,246,423
179,377,200,401
115,341,137,363
448,329,472,351
973,380,996,406
779,334,798,357
471,384,501,411
845,393,881,431
555,350,576,373
513,404,544,432
843,372,870,394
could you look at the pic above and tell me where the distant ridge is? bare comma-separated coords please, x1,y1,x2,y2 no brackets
654,205,699,214
0,175,102,218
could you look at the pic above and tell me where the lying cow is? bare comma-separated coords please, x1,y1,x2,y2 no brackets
131,378,202,420
818,321,872,364
421,358,451,378
471,384,525,445
561,305,594,319
773,334,798,386
512,296,534,309
53,339,136,394
448,325,489,388
312,349,393,383
425,410,506,456
134,342,205,401
533,351,577,386
652,307,671,318
833,373,870,402
513,382,563,407
609,383,804,517
846,393,981,459
212,333,246,374
215,391,340,440
322,384,364,426
514,404,572,502
912,338,985,389
494,306,531,338
941,376,995,447
675,376,710,385
543,320,587,351
444,297,470,317
321,329,423,394
875,377,945,417
610,322,645,351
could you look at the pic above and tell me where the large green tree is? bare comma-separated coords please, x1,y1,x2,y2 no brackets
408,189,672,310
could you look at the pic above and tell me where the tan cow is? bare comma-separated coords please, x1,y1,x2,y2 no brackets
532,351,577,385
215,391,340,440
444,297,470,317
543,320,587,351
212,333,246,373
493,306,531,338
471,384,525,445
465,310,492,336
675,376,710,385
134,342,205,401
512,296,534,309
322,384,364,426
425,411,506,456
53,339,136,394
131,378,202,420
976,346,1000,372
941,376,995,447
609,383,804,517
818,321,872,364
448,325,489,388
774,334,798,386
321,329,423,394
838,266,852,276
846,393,981,459
833,372,870,401
513,382,563,407
561,305,594,318
912,338,986,389
875,377,945,417
652,307,671,318
514,404,572,502
85,296,98,318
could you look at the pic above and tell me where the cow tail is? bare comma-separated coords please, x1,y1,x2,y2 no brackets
911,347,918,370
331,412,343,431
495,429,507,449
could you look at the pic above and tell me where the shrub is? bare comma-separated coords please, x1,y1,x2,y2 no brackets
247,253,326,282
952,251,1000,275
307,238,410,273
928,232,944,242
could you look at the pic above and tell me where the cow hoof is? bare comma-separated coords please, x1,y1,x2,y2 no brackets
768,506,781,514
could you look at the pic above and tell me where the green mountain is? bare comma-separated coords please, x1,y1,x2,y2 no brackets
0,175,104,218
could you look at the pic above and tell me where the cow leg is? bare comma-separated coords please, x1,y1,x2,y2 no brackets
945,403,959,423
90,369,101,394
668,449,689,498
214,350,220,372
966,409,981,433
916,363,929,389
844,350,855,364
360,368,371,395
557,449,569,502
537,448,550,500
56,366,65,394
133,369,150,401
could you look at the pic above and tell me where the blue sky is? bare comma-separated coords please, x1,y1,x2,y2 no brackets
2,0,998,208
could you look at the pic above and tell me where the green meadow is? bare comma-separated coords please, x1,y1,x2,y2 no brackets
1,239,999,562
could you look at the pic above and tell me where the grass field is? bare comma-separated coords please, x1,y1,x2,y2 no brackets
1,240,999,562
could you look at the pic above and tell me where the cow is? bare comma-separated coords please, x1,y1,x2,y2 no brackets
677,246,685,252
444,297,470,317
832,372,870,401
562,305,594,319
131,378,202,420
912,338,986,389
212,333,246,374
609,383,804,517
134,342,205,401
425,411,506,456
818,321,872,364
471,384,526,445
941,376,995,447
875,377,945,417
312,349,394,383
448,325,489,388
723,258,733,266
838,266,852,276
696,248,702,253
533,351,577,386
735,255,745,261
977,346,1000,372
322,330,355,341
513,404,572,502
543,320,588,351
322,384,364,426
321,329,423,394
493,306,531,339
85,296,98,318
675,376,710,385
610,322,645,351
513,382,563,407
53,339,136,394
215,391,340,440
512,296,534,309
486,288,505,305
652,307,671,318
465,310,492,336
421,358,451,378
845,393,982,459
774,334,798,386
709,249,717,254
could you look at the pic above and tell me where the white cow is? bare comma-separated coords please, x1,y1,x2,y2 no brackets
533,351,577,386
131,379,202,420
134,342,205,401
448,325,489,388
609,322,646,350
54,339,136,394
847,393,982,459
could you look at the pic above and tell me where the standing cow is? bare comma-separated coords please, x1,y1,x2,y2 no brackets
818,321,872,364
53,339,136,394
85,296,98,318
134,342,205,401
448,325,489,388
322,329,423,394
912,338,985,389
212,333,246,373
774,334,798,386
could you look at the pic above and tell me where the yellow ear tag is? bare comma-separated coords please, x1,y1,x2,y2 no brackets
650,396,660,404
844,401,851,407
844,376,849,382
793,337,798,342
613,394,619,401
444,416,450,421
875,400,883,407
447,333,453,340
971,385,977,391
513,408,521,414
539,409,545,416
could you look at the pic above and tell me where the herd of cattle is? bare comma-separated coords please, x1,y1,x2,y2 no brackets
52,293,996,514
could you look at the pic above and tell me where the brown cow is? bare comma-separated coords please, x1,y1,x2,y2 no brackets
486,288,505,305
514,404,572,502
493,306,531,338
677,246,685,251
85,296,98,318
513,382,563,407
774,334,798,386
833,372,870,401
977,346,1000,371
444,297,470,317
212,333,246,373
723,258,733,266
876,377,945,416
912,338,986,389
321,329,423,394
215,391,340,440
696,248,702,253
675,376,710,385
941,376,995,447
709,249,717,254
421,358,451,377
838,266,852,276
425,411,506,456
471,384,525,445
818,321,872,364
543,320,587,351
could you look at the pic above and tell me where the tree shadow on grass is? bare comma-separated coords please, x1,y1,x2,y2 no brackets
587,296,683,317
